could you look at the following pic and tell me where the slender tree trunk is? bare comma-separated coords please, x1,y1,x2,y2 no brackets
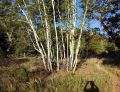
67,34,69,72
19,1,47,70
73,2,88,73
57,3,66,59
6,31,13,52
41,0,53,71
51,0,59,71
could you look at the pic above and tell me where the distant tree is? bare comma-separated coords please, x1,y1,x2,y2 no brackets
85,0,120,48
0,0,31,56
80,29,107,55
102,9,120,48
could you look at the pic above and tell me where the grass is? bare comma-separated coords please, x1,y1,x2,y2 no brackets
0,58,112,92
45,74,111,92
44,58,112,92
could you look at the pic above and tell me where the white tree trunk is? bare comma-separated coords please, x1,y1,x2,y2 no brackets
73,3,88,73
19,2,47,69
41,0,52,71
51,0,59,71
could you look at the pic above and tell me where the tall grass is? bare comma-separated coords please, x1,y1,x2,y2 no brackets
46,71,111,92
0,58,112,92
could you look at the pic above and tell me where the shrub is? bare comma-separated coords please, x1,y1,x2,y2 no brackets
106,42,119,52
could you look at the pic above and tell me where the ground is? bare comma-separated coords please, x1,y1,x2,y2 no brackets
0,57,120,92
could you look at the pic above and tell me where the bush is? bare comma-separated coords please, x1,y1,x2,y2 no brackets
106,42,119,52
80,31,107,55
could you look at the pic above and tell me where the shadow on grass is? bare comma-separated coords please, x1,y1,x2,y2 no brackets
81,51,120,67
76,59,86,70
0,57,30,67
15,58,30,64
100,51,120,67
84,81,99,92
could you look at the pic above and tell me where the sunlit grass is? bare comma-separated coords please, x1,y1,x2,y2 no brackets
0,58,112,92
45,73,111,92
45,58,112,92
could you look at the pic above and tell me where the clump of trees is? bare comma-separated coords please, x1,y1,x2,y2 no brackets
0,0,119,72
80,29,118,56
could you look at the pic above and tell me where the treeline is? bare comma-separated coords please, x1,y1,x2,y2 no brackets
0,27,119,57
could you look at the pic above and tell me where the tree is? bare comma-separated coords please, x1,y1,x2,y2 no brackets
80,29,107,56
85,0,120,48
17,0,89,72
0,0,31,56
0,0,17,54
102,8,120,48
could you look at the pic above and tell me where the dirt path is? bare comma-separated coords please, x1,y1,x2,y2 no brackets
96,60,120,92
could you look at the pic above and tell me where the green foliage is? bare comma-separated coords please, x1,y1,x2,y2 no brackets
13,32,30,56
106,42,119,52
85,0,120,48
0,0,119,58
80,30,107,55
80,29,119,55
88,35,106,54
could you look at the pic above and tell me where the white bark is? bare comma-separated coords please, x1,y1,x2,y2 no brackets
68,0,76,70
57,2,66,59
71,0,77,69
73,3,88,73
41,0,52,71
18,2,47,69
66,34,69,72
51,0,59,71
18,0,88,72
68,1,73,70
